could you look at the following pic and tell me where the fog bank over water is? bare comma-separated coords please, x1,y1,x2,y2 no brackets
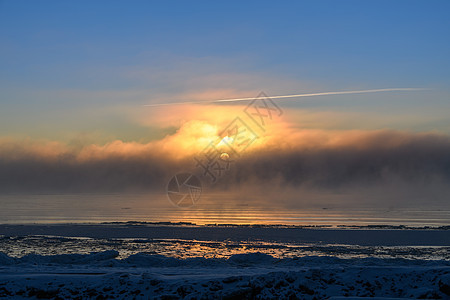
0,130,449,208
1,116,450,225
0,130,450,192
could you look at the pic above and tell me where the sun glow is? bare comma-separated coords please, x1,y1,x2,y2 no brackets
136,102,292,159
217,135,234,148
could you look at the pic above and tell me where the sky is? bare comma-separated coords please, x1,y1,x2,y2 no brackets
1,1,450,209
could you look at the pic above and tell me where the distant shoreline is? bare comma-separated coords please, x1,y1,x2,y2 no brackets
1,221,449,230
1,223,449,246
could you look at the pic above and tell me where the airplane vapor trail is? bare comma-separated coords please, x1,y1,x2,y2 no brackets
143,88,427,107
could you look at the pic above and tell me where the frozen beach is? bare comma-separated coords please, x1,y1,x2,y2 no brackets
1,223,449,299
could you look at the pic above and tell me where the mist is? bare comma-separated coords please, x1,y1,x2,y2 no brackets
1,130,449,209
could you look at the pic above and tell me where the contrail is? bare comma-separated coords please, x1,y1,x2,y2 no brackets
143,88,427,107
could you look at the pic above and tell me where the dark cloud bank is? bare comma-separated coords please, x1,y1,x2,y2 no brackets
1,131,450,203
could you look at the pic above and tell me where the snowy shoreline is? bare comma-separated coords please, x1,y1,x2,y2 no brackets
1,224,449,299
0,251,449,299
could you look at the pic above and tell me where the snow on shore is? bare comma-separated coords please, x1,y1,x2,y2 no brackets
0,251,449,299
1,224,449,298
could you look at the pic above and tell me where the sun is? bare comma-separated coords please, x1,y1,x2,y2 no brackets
219,152,230,161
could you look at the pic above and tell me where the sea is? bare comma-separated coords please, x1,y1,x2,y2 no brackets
0,193,449,226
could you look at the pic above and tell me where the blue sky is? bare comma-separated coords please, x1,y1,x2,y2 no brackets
1,1,450,205
1,0,450,141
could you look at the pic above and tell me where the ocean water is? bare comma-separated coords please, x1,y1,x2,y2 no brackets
0,193,449,226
